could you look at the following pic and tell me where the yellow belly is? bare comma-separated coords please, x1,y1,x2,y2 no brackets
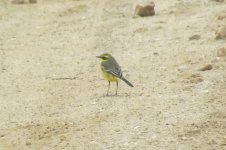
101,68,118,82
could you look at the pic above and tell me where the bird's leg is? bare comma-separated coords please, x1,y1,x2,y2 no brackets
107,81,110,96
116,81,118,96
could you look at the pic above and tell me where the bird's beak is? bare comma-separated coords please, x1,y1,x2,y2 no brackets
96,56,101,58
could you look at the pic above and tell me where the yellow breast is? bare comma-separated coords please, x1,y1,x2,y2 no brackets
100,64,118,82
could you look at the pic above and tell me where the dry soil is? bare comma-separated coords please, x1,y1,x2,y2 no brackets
0,0,226,149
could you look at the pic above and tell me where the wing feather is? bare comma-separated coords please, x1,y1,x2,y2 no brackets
102,62,123,78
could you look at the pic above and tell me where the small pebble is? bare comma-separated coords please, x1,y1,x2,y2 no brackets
0,134,5,138
212,0,224,2
26,142,31,146
199,64,213,71
133,1,155,18
153,52,159,55
215,25,226,40
217,47,226,57
29,0,37,3
178,65,189,72
217,15,226,20
114,129,120,132
189,34,200,40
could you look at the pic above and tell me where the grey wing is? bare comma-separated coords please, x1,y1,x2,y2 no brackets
102,61,123,78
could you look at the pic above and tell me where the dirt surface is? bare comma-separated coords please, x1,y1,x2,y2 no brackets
0,0,226,149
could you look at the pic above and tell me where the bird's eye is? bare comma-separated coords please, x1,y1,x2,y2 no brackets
103,56,108,60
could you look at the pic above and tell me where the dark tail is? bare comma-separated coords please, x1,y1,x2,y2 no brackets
121,76,134,87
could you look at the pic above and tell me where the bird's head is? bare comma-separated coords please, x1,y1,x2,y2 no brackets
96,53,112,60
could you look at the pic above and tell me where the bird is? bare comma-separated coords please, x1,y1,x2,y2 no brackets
96,53,133,96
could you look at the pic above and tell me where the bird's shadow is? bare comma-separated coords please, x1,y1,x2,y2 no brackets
99,94,129,98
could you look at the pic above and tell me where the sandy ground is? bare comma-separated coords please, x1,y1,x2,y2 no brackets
0,0,226,149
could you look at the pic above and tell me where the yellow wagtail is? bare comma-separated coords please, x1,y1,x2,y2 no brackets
96,53,133,96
